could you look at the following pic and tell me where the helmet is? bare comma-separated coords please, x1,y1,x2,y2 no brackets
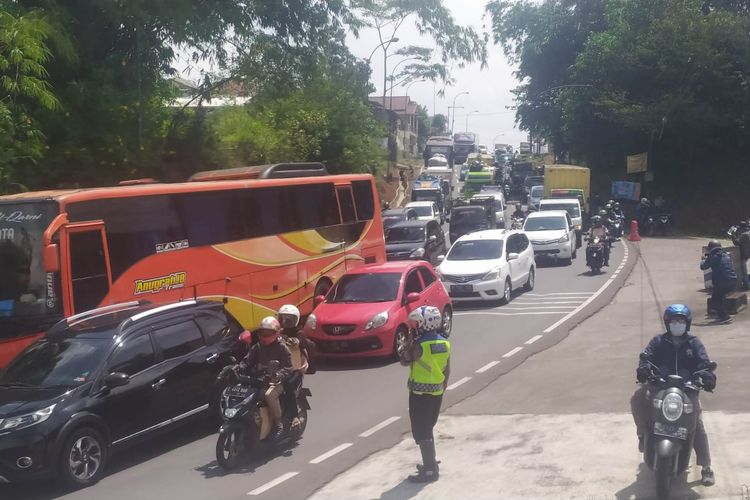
257,316,281,345
604,203,612,210
613,202,620,210
591,215,602,227
663,304,692,332
707,239,722,250
641,197,649,205
278,304,300,329
408,306,443,336
599,209,609,217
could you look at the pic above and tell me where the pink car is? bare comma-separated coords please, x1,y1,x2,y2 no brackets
305,261,452,358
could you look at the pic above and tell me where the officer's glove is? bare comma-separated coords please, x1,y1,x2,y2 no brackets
636,366,653,383
700,371,717,392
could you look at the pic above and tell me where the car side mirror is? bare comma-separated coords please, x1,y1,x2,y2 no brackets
314,294,326,307
406,292,421,304
436,255,445,263
507,252,519,261
43,244,60,273
105,372,130,388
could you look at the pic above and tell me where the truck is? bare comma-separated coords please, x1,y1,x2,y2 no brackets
463,153,495,195
519,142,532,155
423,136,454,168
543,164,591,214
453,132,477,164
494,143,511,153
412,174,449,215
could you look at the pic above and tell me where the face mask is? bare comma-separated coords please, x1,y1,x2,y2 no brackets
669,320,687,337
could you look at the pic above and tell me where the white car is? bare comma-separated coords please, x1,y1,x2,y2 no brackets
405,201,441,223
436,229,535,304
523,210,577,265
538,198,583,247
528,185,544,211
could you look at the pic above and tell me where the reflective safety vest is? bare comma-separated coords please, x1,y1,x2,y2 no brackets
408,333,450,395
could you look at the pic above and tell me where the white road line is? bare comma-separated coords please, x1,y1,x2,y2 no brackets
359,417,401,438
454,311,569,317
309,443,353,464
511,301,585,305
526,292,593,297
475,360,500,373
525,335,543,345
248,472,299,496
542,247,629,334
502,347,523,358
446,376,471,390
494,306,578,310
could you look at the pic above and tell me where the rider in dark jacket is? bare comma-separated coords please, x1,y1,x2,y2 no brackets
700,240,737,323
630,304,716,487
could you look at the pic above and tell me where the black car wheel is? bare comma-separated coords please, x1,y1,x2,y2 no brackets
59,427,108,488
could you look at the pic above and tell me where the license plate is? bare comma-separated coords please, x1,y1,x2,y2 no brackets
451,284,473,293
653,422,688,440
226,384,249,398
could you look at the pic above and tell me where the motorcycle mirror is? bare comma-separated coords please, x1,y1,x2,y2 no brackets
708,361,718,371
239,330,253,345
639,352,648,361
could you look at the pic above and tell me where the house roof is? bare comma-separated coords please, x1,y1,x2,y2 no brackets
368,96,417,115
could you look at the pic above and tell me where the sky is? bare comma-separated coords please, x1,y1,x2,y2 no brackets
345,0,528,148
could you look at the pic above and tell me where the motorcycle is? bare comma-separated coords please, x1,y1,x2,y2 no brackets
510,216,525,230
215,360,311,470
644,212,673,236
610,214,624,240
638,354,717,499
585,235,606,274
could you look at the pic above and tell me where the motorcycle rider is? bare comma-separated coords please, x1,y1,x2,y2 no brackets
240,316,293,441
630,304,716,486
398,306,451,483
277,304,314,431
512,203,525,219
701,240,738,323
587,215,610,266
636,197,651,227
611,201,624,220
733,220,750,290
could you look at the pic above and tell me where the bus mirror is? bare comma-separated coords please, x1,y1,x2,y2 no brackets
44,244,60,273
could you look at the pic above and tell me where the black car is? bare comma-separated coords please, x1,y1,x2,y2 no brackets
449,206,494,243
0,300,244,488
382,208,419,230
385,220,446,265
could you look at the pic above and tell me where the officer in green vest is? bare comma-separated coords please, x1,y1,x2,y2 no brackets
398,305,451,483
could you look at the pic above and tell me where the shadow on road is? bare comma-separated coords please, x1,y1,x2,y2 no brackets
614,463,701,500
314,356,394,372
196,442,298,480
376,478,429,500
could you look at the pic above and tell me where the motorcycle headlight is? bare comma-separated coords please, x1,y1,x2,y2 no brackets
662,393,684,422
306,313,317,331
557,233,570,243
410,247,426,258
364,311,389,331
0,404,56,432
224,408,239,419
483,268,501,281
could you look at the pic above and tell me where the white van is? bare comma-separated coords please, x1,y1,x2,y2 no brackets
538,198,583,248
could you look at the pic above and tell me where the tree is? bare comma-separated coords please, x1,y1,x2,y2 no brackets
431,113,448,134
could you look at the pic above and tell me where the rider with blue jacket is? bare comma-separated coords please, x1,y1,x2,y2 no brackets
701,240,737,323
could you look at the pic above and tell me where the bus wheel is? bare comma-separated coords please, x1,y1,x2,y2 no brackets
314,278,333,300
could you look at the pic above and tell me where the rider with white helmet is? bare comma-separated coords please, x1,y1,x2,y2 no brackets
277,304,315,430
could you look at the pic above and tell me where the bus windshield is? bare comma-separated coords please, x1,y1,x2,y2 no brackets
0,202,62,338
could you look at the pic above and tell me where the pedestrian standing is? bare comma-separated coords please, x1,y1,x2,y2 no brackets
735,221,750,290
700,240,737,323
398,306,450,483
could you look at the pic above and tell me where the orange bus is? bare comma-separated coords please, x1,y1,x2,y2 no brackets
0,163,385,367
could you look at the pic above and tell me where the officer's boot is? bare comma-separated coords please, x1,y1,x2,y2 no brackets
408,439,439,483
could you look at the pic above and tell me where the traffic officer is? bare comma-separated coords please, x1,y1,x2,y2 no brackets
398,306,450,483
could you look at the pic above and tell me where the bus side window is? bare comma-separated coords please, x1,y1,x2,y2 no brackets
337,187,357,223
69,230,110,314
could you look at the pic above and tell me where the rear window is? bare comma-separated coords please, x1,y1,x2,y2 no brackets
451,209,485,225
540,203,580,218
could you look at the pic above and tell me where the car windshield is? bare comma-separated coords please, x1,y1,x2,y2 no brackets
409,205,433,217
451,209,485,225
524,216,567,231
447,240,503,260
0,338,112,388
541,203,580,218
386,226,425,243
329,273,402,303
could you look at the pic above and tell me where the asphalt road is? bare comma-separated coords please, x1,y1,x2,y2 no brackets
3,173,634,500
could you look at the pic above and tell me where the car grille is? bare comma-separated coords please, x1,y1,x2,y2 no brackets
322,324,356,336
531,239,559,245
441,273,485,284
387,252,413,260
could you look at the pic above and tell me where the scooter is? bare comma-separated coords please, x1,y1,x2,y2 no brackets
585,235,606,274
510,216,525,230
653,212,673,236
638,354,717,499
215,361,311,470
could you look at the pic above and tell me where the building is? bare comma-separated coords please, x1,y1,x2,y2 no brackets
168,76,251,108
368,95,419,156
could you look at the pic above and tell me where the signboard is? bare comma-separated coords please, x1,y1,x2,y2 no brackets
626,152,648,173
611,181,641,201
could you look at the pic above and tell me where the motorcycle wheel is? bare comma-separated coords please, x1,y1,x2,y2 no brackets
655,456,672,500
216,428,246,470
591,266,600,275
289,407,308,442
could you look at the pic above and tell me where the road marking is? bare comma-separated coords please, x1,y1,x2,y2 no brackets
248,472,299,495
359,417,401,438
542,245,629,334
455,311,570,317
526,292,592,297
309,443,353,464
446,376,472,390
495,305,578,310
502,347,523,358
525,335,543,345
476,360,500,373
512,300,586,304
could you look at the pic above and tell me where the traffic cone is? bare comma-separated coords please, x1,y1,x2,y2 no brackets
629,220,641,241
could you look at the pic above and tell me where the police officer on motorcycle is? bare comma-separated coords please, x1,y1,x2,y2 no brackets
398,306,451,483
630,304,716,486
587,215,610,266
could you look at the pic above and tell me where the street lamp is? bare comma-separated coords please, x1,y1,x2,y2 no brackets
449,91,469,134
388,57,422,109
465,110,479,132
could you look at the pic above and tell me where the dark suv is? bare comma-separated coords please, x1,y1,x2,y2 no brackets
0,300,244,488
